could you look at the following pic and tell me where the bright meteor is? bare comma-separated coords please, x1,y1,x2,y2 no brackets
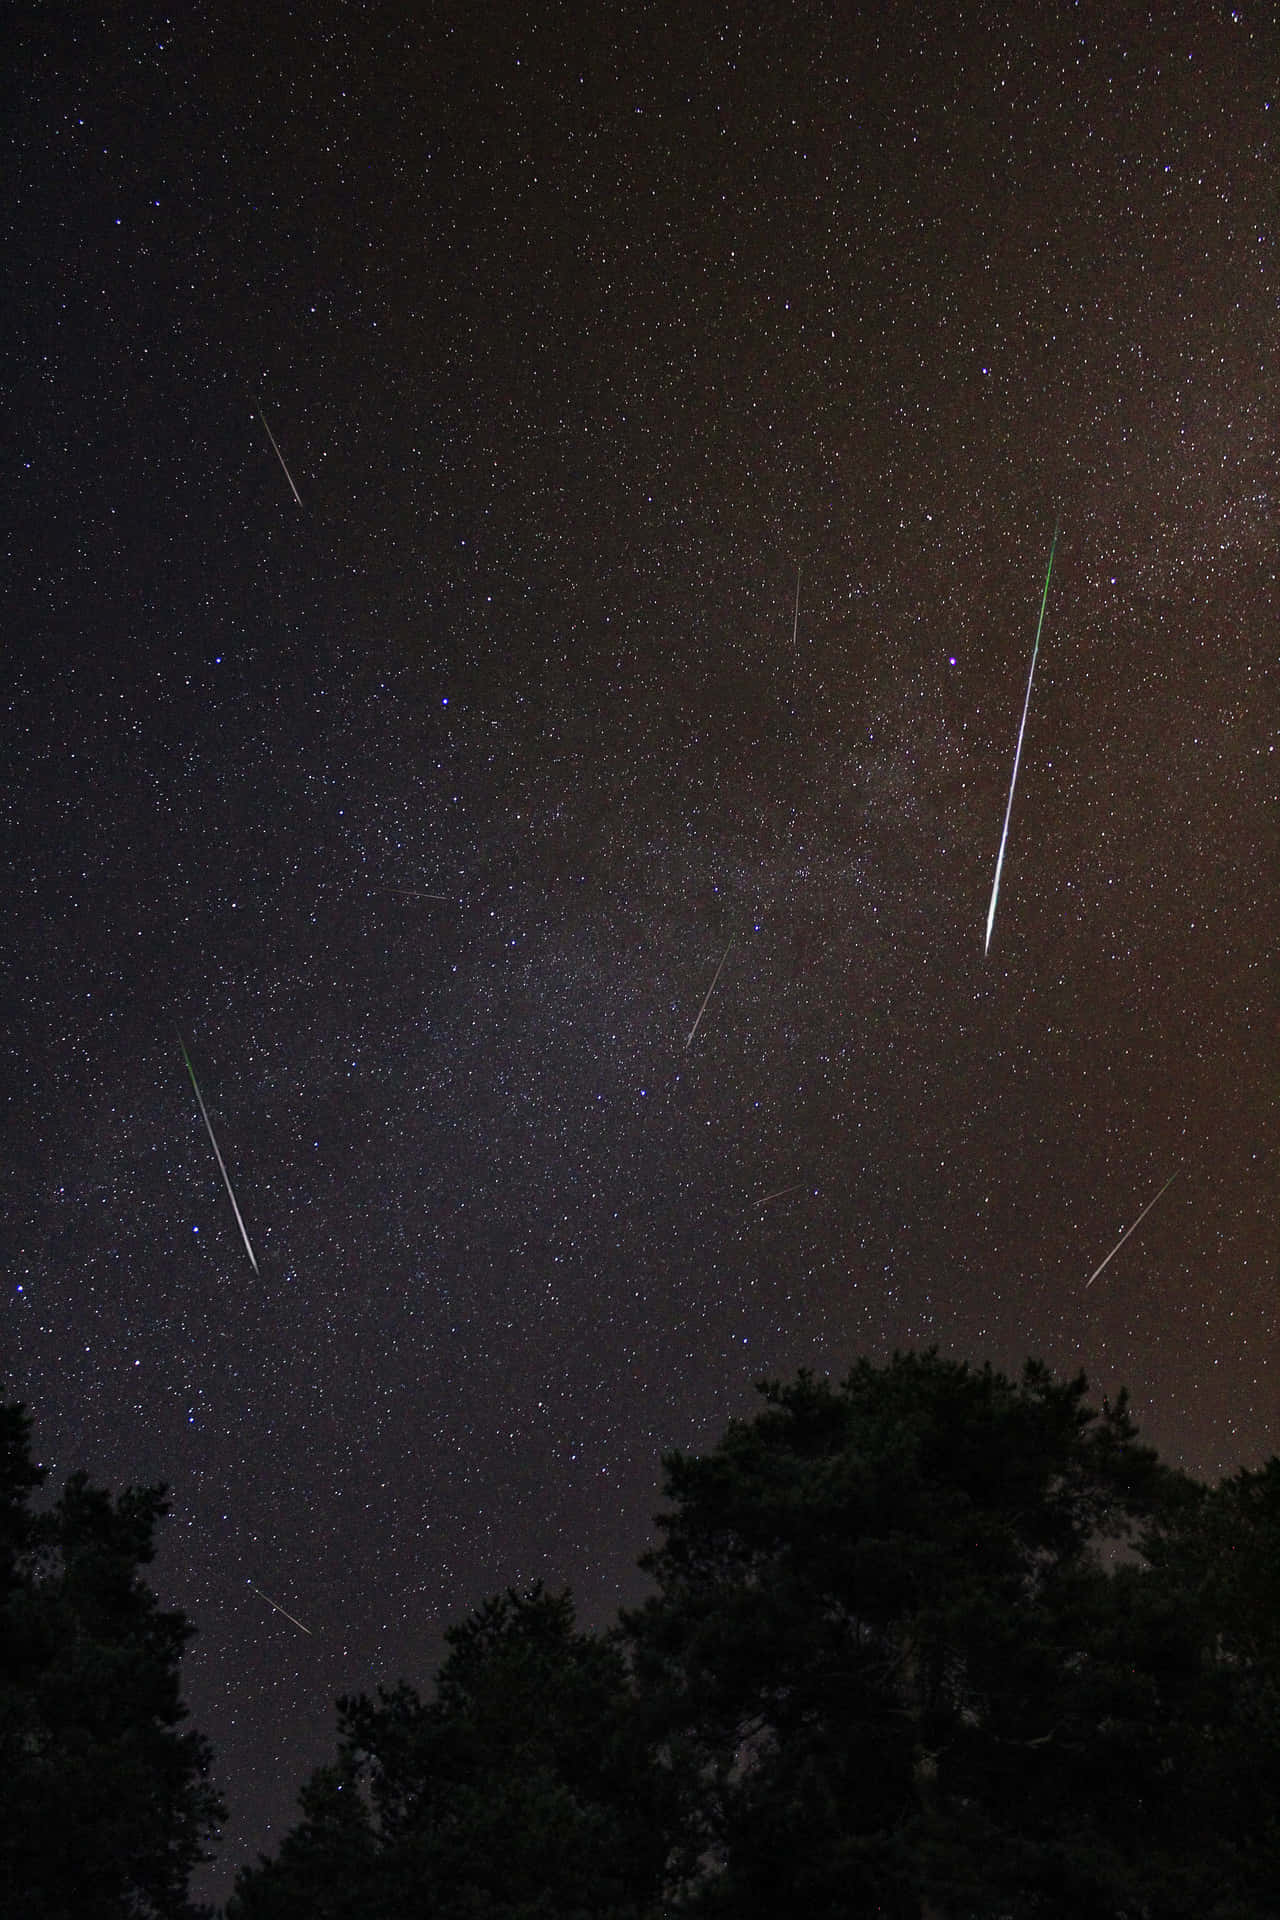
255,404,303,507
984,520,1059,955
1083,1168,1179,1290
249,1584,313,1636
178,1032,259,1273
685,942,733,1050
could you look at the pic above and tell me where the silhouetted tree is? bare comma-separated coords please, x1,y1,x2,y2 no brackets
228,1352,1280,1918
623,1350,1257,1918
0,1398,225,1919
1133,1456,1280,1913
227,1584,670,1920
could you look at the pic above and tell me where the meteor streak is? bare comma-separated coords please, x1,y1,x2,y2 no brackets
685,942,733,1050
984,520,1059,954
1083,1168,1179,1289
255,404,303,506
790,565,802,650
755,1182,805,1208
249,1584,313,1636
177,1032,259,1273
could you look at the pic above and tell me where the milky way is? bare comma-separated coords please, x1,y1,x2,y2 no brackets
4,8,1275,1899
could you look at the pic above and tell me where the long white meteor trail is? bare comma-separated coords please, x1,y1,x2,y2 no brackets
984,520,1060,955
255,405,303,507
685,942,733,1050
1083,1168,1179,1290
249,1584,313,1636
178,1033,259,1273
791,565,802,650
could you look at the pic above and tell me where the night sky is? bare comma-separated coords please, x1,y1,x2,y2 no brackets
4,3,1276,1899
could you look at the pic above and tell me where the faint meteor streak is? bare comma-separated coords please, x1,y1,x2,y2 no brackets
790,565,802,650
249,1584,313,1636
177,1032,259,1274
255,404,303,506
685,942,733,1050
1083,1168,1179,1289
756,1182,805,1208
984,520,1059,955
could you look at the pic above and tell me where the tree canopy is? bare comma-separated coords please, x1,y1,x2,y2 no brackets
226,1583,670,1920
20,1351,1280,1918
625,1352,1212,1916
236,1352,1280,1918
0,1398,225,1920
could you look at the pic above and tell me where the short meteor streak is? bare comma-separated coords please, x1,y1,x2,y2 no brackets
984,520,1059,955
1083,1168,1179,1290
685,942,733,1050
255,405,303,506
249,1584,313,1636
790,565,802,650
755,1182,805,1208
177,1033,259,1274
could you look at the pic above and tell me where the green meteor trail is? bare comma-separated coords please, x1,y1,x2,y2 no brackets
984,520,1060,955
178,1032,259,1273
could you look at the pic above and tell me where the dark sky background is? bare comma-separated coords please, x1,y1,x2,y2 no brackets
4,1,1276,1902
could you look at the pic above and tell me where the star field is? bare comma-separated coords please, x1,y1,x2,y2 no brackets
3,4,1276,1899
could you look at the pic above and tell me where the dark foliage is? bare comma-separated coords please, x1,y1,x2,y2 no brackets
0,1398,225,1920
623,1351,1272,1918
227,1352,1280,1917
227,1584,671,1920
